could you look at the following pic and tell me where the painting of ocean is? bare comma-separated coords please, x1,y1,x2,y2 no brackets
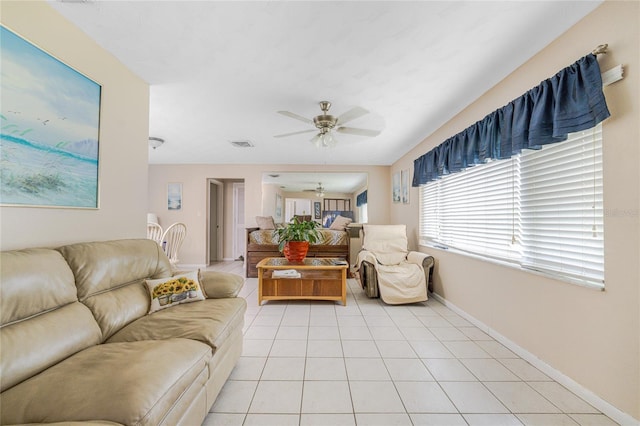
0,26,101,208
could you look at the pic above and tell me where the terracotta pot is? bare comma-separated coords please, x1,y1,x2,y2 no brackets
283,241,309,262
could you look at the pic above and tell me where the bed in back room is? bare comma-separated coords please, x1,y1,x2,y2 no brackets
245,214,352,278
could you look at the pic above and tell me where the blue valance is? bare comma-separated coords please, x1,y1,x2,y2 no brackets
356,190,367,207
413,53,610,187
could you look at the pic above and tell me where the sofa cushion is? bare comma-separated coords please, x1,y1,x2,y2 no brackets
57,239,173,340
145,271,205,314
0,248,78,326
0,339,211,426
1,302,102,392
106,298,246,352
199,270,245,299
0,248,102,392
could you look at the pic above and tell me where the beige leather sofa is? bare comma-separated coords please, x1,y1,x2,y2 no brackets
0,239,246,425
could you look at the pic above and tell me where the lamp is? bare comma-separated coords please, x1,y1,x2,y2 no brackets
315,183,325,197
149,137,165,149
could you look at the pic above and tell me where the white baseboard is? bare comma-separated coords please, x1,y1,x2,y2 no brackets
175,264,207,270
430,292,639,426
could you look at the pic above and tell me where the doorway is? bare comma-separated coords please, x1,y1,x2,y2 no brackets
208,179,223,263
207,179,246,264
232,182,245,260
284,198,312,223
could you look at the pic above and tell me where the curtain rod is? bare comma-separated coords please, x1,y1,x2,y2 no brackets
591,44,625,86
592,44,608,55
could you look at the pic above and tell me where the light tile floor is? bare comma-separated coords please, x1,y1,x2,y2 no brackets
202,261,618,426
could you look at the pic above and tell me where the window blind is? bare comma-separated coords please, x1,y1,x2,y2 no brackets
420,124,603,286
421,157,520,261
519,126,603,282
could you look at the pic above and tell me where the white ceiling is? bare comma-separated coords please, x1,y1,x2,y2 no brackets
49,0,601,166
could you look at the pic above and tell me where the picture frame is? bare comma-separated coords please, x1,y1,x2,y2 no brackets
401,169,410,204
167,183,182,210
275,193,283,220
314,201,321,219
0,26,102,209
392,171,401,203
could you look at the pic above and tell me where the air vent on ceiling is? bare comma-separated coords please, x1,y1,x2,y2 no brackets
230,140,254,148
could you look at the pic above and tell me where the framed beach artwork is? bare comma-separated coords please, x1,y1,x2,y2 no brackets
401,169,410,204
167,183,182,210
0,26,101,208
275,193,283,220
392,171,401,203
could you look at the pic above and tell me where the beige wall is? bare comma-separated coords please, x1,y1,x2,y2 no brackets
148,164,389,265
391,1,639,420
0,2,150,251
261,183,283,223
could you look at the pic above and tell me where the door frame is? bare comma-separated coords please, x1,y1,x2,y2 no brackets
207,179,224,264
232,181,245,260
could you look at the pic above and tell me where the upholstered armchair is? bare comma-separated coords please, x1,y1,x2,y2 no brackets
356,225,434,304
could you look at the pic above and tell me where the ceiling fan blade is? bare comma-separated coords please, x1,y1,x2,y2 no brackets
336,126,381,137
277,110,313,124
336,106,369,125
274,129,317,138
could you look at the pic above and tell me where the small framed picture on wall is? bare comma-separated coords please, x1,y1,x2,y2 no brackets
167,183,182,210
314,202,321,219
401,169,410,204
392,172,401,203
275,193,283,220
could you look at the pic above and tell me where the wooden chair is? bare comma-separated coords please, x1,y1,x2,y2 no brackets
147,222,163,246
161,222,187,269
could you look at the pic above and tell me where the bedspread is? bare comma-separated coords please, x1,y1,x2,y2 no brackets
249,229,348,245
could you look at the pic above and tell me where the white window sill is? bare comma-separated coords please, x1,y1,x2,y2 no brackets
419,242,605,291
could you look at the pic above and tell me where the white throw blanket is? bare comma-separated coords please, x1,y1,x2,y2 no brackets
357,249,428,305
374,261,427,304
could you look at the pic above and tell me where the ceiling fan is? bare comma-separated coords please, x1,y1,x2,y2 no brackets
274,101,382,148
303,182,326,197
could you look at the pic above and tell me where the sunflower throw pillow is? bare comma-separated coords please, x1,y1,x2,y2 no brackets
145,270,205,314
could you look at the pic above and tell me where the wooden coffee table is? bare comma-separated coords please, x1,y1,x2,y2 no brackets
256,257,348,306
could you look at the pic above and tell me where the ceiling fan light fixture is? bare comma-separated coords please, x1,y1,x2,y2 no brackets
277,101,380,147
310,129,337,149
315,182,325,197
229,139,254,148
321,131,337,148
149,137,165,149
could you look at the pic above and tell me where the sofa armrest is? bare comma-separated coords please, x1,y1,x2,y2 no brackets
199,271,244,298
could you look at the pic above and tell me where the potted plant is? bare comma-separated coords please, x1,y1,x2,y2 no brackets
274,216,321,262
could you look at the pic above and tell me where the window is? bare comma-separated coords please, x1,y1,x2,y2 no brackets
420,124,603,287
359,203,368,224
357,190,368,223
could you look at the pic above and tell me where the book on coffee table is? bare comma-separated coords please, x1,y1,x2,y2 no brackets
272,269,301,278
